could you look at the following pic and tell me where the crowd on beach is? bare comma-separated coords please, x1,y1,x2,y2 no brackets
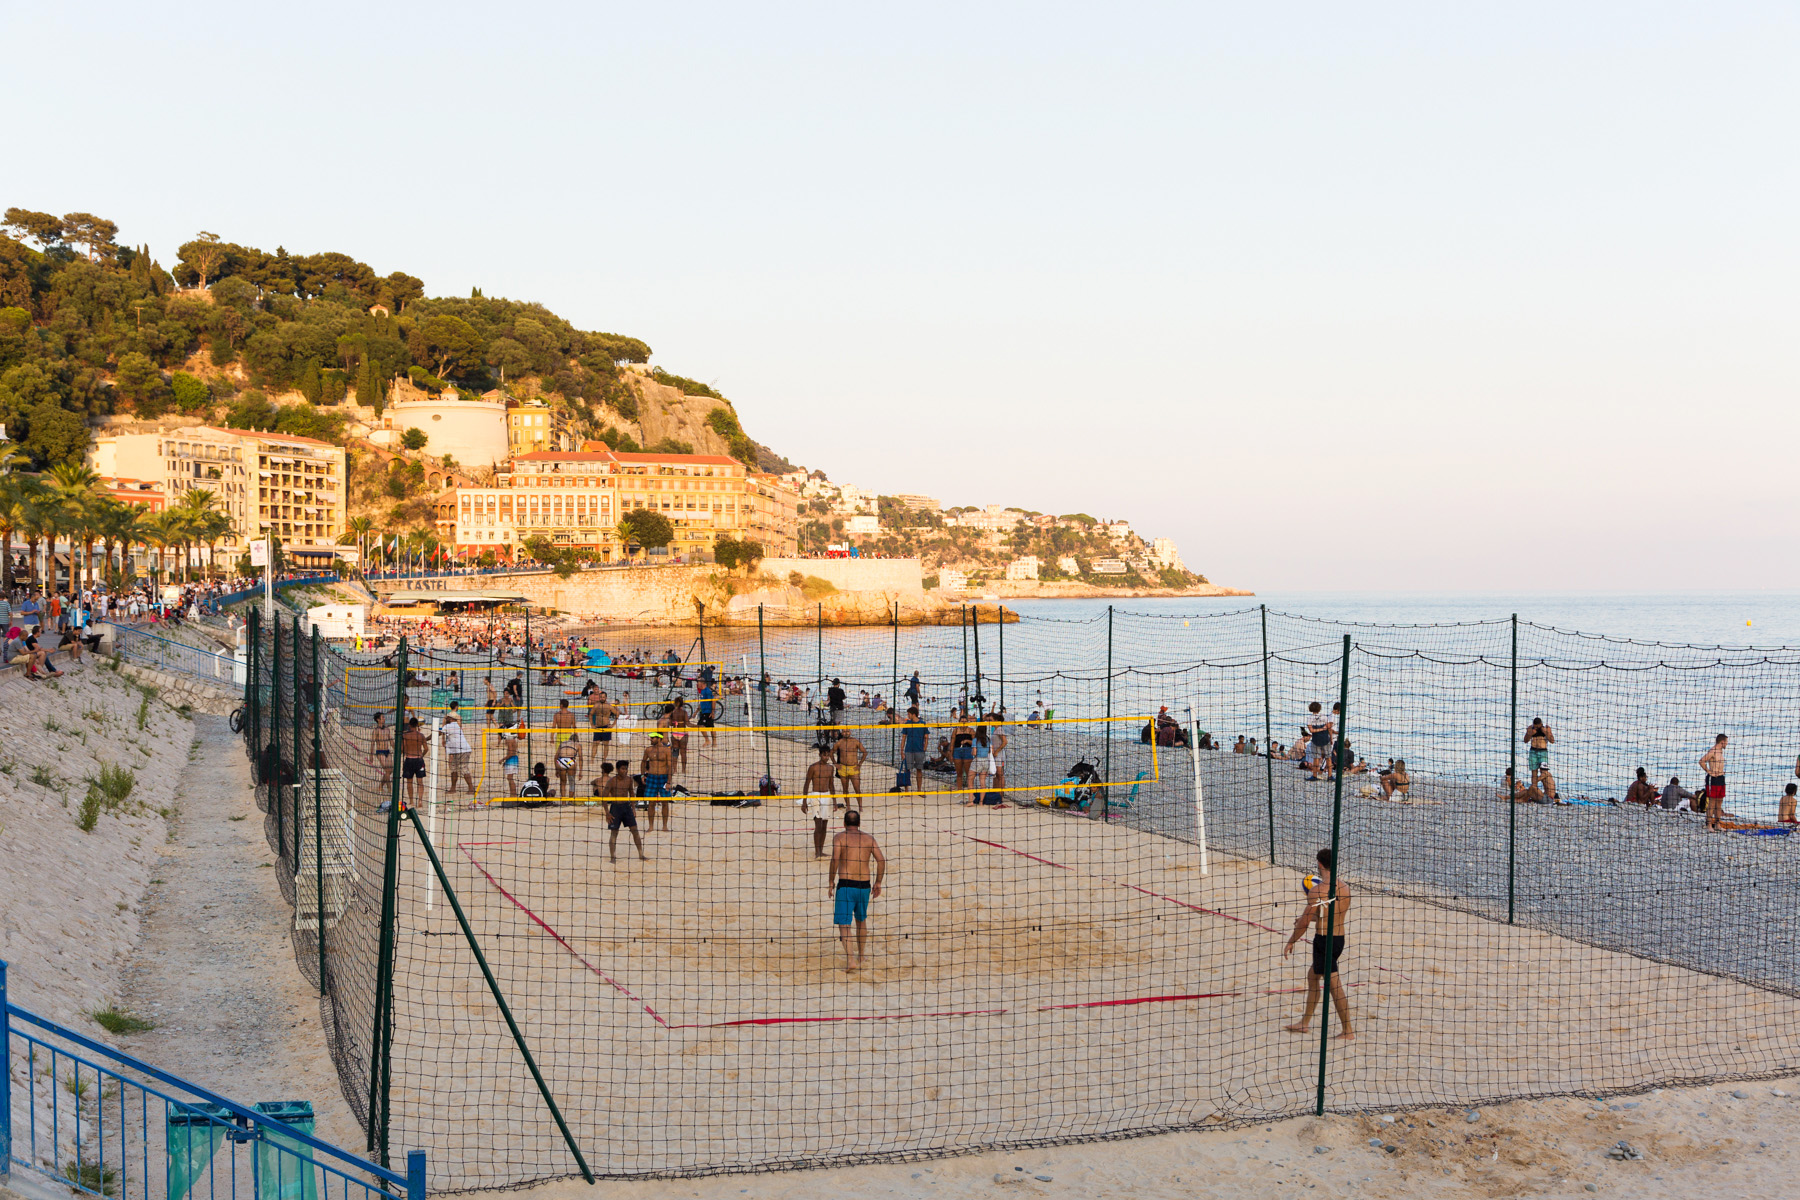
1220,705,1799,832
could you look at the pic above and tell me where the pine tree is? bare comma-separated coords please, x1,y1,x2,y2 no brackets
299,359,323,404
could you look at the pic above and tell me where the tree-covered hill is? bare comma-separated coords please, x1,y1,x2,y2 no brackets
0,206,768,467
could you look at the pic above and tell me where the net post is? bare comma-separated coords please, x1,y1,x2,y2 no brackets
971,604,984,712
1315,634,1351,1117
1103,605,1113,822
272,609,284,861
960,604,969,710
889,600,899,766
816,602,823,711
758,605,773,783
1261,603,1275,863
405,1150,426,1200
292,612,304,882
311,624,325,996
368,636,407,1164
1187,704,1208,875
1509,613,1518,925
248,606,261,768
1,958,12,1181
997,603,1005,713
401,805,596,1183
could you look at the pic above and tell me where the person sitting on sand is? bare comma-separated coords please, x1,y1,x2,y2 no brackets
1349,758,1369,775
1504,766,1544,803
1781,782,1798,825
1661,776,1696,811
1380,759,1410,800
1282,847,1353,1042
1232,736,1247,754
1625,767,1659,807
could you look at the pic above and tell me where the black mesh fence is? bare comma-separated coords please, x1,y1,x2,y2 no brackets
241,603,1800,1189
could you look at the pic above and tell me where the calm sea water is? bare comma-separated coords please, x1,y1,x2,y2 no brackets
1006,591,1800,648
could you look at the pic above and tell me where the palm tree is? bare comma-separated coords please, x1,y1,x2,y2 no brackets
46,462,100,594
95,499,143,586
198,511,232,578
143,509,184,584
172,489,218,582
340,516,373,568
0,469,44,591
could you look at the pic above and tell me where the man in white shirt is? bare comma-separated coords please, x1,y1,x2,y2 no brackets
442,702,476,798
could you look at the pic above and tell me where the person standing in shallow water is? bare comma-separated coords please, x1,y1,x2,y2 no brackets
1283,847,1354,1042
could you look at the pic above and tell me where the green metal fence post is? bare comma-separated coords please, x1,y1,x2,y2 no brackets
1509,613,1518,925
758,605,773,784
889,601,899,766
292,614,303,877
960,605,969,710
1261,604,1276,863
271,612,284,857
971,605,984,713
312,625,325,995
368,637,408,1163
997,603,1005,714
1104,605,1114,821
248,607,261,768
402,806,596,1183
1315,634,1351,1117
816,602,823,706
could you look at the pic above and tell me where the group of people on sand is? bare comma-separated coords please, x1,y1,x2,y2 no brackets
1617,733,1800,830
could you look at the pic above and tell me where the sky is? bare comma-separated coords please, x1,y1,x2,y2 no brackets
7,2,1798,591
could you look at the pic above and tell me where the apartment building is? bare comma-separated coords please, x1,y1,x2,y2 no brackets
506,402,557,455
91,426,345,565
453,449,801,561
746,473,800,555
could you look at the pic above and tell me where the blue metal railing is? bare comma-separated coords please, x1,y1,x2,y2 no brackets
2,961,422,1200
207,575,341,615
112,627,240,689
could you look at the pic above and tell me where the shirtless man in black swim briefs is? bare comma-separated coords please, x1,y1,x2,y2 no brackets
1282,847,1355,1042
600,761,647,862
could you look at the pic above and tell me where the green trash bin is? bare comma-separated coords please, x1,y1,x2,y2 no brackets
166,1103,232,1200
430,686,451,710
253,1101,318,1200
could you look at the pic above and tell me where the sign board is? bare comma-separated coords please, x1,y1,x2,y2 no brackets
249,539,269,567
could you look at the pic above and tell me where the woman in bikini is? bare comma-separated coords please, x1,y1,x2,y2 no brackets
951,718,976,793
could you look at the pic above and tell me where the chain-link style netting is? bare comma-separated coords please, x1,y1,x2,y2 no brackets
242,604,1800,1189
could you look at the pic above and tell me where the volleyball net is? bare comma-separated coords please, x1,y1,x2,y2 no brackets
242,603,1800,1189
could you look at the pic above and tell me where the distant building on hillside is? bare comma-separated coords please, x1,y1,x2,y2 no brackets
845,514,881,535
1057,555,1080,575
1105,522,1133,540
937,569,969,591
1149,538,1183,571
1089,557,1128,575
947,505,1024,532
894,493,941,512
1006,556,1039,581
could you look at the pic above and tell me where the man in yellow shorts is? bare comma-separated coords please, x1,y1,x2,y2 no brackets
833,727,867,808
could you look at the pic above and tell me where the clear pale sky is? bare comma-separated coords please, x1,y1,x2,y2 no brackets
9,2,1797,591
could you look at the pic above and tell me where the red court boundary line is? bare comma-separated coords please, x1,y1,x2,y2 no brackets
455,837,1390,1029
457,842,674,1029
957,834,1287,935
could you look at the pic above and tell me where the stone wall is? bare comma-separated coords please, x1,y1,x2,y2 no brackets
755,557,923,593
115,662,240,716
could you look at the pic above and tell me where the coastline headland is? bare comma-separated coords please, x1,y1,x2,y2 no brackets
371,558,1250,626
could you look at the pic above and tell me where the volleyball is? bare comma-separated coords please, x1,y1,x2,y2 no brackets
1302,873,1321,894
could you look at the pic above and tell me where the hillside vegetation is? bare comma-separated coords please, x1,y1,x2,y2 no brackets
0,207,780,470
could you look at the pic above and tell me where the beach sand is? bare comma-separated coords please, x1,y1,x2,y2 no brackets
370,724,1800,1188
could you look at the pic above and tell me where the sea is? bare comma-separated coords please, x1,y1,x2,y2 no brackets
672,590,1800,820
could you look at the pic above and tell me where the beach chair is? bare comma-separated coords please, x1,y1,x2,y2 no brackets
1104,771,1152,820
